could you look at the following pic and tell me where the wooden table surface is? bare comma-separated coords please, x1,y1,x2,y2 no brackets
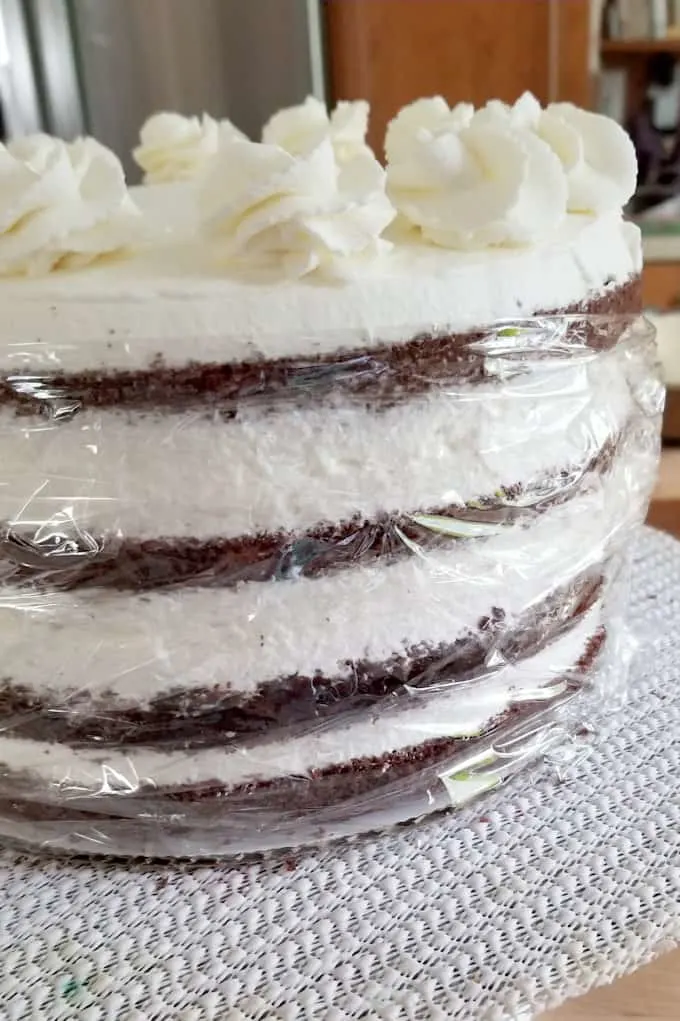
539,950,680,1019
647,448,680,539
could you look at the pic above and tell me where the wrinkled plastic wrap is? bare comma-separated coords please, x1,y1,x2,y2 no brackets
0,310,663,858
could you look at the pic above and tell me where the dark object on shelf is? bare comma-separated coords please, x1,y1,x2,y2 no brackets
628,53,680,213
649,51,678,88
602,0,622,40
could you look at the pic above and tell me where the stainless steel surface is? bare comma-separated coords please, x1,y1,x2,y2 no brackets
0,0,44,137
306,0,327,100
71,0,324,177
30,0,85,138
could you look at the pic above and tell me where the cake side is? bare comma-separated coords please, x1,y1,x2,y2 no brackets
0,607,603,799
0,444,651,749
0,93,658,850
0,344,637,542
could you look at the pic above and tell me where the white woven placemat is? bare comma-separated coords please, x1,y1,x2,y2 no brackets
2,526,680,1021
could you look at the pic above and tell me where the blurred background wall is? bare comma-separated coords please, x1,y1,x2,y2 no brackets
0,0,592,172
0,0,325,175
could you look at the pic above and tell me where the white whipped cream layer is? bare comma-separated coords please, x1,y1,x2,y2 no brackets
0,606,600,793
0,213,641,371
0,135,140,277
0,348,635,540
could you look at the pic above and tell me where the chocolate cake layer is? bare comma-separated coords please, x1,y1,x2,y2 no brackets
0,700,574,823
0,436,618,593
0,279,641,416
0,699,573,825
0,570,603,747
0,630,602,825
161,675,592,814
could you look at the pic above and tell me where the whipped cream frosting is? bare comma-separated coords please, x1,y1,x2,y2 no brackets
199,136,395,277
121,94,638,271
386,92,637,250
386,96,567,249
133,111,246,184
479,92,638,214
0,94,639,299
262,96,372,163
0,134,140,276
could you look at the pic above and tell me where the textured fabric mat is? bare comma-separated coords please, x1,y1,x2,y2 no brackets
2,526,680,1021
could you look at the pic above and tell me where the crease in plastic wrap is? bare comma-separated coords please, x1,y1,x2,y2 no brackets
0,309,663,858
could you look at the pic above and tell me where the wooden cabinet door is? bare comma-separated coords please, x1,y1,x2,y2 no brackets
643,263,680,311
326,0,590,154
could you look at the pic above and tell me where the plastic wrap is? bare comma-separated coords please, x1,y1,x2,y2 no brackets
0,309,663,858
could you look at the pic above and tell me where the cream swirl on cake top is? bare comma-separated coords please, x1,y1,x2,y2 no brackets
477,92,638,214
134,111,247,184
0,134,140,276
386,96,475,152
199,136,395,278
385,95,568,249
262,96,373,163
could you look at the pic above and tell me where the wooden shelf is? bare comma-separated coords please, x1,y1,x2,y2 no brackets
601,37,680,54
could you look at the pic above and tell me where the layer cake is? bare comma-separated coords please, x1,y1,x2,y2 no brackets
0,94,661,852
